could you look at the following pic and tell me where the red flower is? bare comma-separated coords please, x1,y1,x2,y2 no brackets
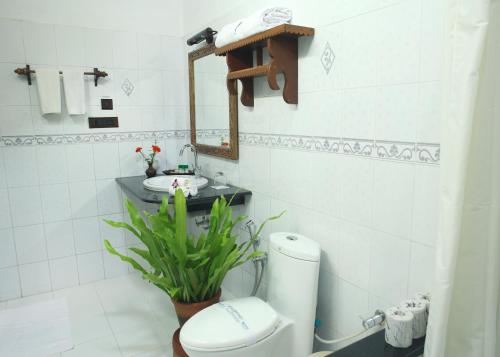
152,145,161,153
135,147,143,153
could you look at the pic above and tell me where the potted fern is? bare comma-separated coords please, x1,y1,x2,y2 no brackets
103,189,281,357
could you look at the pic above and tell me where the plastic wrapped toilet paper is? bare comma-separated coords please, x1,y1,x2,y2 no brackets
415,292,431,312
401,299,427,339
385,307,414,348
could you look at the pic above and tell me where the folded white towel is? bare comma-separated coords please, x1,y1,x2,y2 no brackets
215,7,293,48
36,69,61,114
62,69,86,115
168,178,198,197
238,7,293,39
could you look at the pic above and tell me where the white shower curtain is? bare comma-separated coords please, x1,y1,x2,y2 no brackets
424,0,500,356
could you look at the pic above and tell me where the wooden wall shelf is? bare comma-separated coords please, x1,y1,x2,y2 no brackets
215,24,314,107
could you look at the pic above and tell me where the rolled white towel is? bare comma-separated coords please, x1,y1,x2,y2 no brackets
237,7,293,39
215,7,292,48
215,20,244,48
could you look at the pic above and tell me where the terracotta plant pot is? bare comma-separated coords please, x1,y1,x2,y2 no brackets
171,290,222,357
145,163,156,178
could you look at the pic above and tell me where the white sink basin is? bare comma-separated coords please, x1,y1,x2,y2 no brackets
143,176,209,192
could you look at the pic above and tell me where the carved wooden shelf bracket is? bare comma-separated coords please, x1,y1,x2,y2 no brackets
215,24,314,107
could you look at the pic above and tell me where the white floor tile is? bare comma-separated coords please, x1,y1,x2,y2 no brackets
61,335,121,357
69,312,113,345
114,321,170,357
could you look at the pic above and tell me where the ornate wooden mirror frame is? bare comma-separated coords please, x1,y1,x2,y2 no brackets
188,43,239,160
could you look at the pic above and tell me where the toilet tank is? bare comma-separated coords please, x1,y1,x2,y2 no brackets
266,232,320,357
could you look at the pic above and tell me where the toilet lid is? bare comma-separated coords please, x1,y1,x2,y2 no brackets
179,297,280,352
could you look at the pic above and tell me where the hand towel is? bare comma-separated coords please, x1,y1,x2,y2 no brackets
62,69,86,115
36,69,61,114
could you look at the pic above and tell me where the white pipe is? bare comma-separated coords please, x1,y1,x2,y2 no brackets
314,328,369,345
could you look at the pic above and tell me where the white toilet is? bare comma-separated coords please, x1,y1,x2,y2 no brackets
180,232,321,357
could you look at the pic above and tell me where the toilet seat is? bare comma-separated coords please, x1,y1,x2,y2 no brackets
180,297,280,352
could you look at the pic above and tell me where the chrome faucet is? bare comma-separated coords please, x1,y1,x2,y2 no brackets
179,144,201,178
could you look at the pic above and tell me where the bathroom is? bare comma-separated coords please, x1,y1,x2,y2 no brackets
0,0,498,356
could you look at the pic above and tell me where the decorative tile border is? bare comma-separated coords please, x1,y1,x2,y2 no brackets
239,133,440,165
0,130,190,146
0,130,440,165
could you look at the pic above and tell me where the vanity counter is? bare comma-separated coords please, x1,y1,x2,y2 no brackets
326,329,425,357
116,175,252,212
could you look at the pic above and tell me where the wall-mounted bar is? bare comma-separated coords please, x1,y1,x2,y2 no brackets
14,65,108,86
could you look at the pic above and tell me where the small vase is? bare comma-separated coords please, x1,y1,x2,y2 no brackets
145,163,156,178
171,290,222,357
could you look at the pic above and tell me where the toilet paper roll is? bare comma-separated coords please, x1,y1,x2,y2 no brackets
385,307,414,348
415,292,431,312
401,299,427,339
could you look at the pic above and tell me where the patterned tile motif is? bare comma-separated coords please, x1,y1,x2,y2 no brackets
0,131,440,165
121,78,135,96
321,42,335,74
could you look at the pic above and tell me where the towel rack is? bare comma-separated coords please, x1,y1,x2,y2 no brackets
14,65,108,87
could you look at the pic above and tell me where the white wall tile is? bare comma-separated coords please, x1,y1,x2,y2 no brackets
0,151,6,189
374,84,419,142
9,186,43,226
377,1,421,85
0,189,12,229
31,107,65,134
3,146,38,188
113,31,138,69
372,161,415,239
96,179,123,215
36,145,68,185
19,261,52,296
103,246,128,278
13,224,47,264
118,141,144,177
49,256,79,290
84,28,114,67
77,251,104,284
22,22,57,65
420,0,445,81
0,229,17,268
337,221,371,290
0,63,31,106
73,216,101,254
93,143,120,179
55,25,85,66
138,33,163,69
40,184,72,222
412,166,439,246
163,71,187,106
0,18,25,63
408,242,435,297
161,35,184,71
99,214,125,249
369,231,411,304
0,267,21,301
417,82,442,143
65,144,95,182
69,181,98,218
45,220,75,259
138,71,164,106
0,106,34,136
339,157,373,227
117,106,143,132
330,277,370,335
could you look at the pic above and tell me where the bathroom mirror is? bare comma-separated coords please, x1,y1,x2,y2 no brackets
188,43,239,160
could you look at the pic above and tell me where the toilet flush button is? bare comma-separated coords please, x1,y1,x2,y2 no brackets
286,235,298,241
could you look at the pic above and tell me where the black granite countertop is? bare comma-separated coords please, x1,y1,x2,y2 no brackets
116,175,252,212
327,330,425,357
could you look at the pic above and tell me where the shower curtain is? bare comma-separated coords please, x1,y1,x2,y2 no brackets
424,0,500,356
